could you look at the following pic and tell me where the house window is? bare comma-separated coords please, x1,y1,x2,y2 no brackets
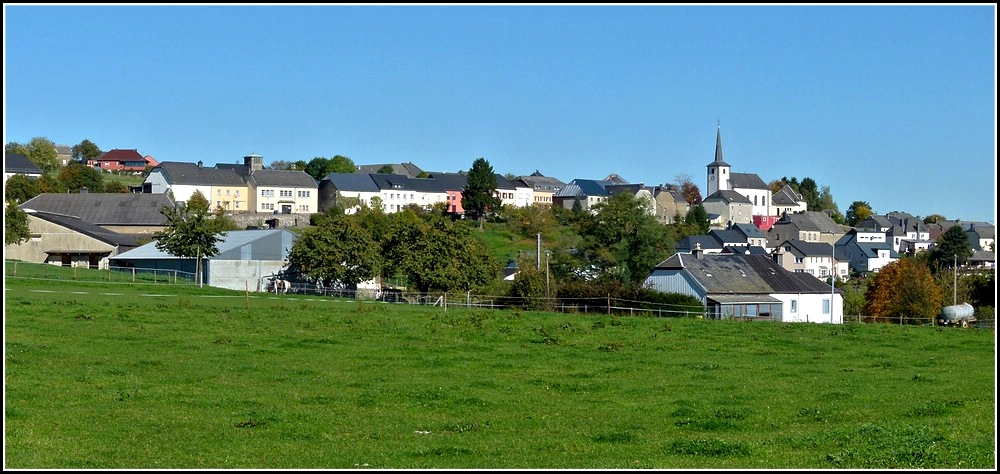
794,257,803,264
790,300,797,313
823,299,830,314
298,190,310,198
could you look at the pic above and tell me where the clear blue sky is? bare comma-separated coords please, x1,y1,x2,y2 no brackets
4,4,996,223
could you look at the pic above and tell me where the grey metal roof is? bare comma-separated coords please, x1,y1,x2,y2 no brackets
156,162,246,186
518,172,565,190
771,185,803,206
676,235,725,252
355,162,425,178
370,173,416,190
554,179,610,198
705,189,752,204
651,252,835,295
19,193,176,225
247,169,318,188
26,209,137,248
710,229,748,245
427,172,468,191
732,223,766,239
777,211,844,234
5,152,43,175
728,172,768,190
777,239,835,257
320,173,381,193
110,229,297,260
605,184,652,196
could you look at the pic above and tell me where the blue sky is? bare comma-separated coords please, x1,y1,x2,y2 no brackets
4,4,996,223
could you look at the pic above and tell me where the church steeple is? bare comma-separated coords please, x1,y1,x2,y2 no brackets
714,123,725,164
707,122,731,195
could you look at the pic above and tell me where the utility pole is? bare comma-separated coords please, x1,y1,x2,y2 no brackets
830,242,835,324
537,233,541,270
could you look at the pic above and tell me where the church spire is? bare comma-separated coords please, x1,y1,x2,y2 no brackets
715,121,724,163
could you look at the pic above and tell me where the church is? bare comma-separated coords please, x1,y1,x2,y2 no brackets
704,126,803,230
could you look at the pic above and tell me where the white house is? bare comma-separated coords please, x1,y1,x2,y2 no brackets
644,247,843,324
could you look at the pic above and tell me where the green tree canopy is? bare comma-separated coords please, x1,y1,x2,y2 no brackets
923,214,947,224
266,160,293,170
57,163,104,193
377,164,395,174
4,175,40,204
152,193,227,284
6,141,28,155
684,205,710,234
461,157,501,226
304,157,332,181
5,202,31,245
799,177,820,211
382,213,501,293
26,137,60,173
329,155,356,174
845,201,873,227
37,175,67,194
286,213,381,288
585,192,674,284
930,224,974,271
71,139,102,164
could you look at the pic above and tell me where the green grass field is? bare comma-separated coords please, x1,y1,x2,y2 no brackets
4,272,996,469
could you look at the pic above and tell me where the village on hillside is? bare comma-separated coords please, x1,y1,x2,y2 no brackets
5,130,995,326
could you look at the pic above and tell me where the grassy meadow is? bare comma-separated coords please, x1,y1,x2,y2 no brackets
3,272,996,469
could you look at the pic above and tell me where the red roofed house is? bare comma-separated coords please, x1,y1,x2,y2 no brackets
88,149,158,173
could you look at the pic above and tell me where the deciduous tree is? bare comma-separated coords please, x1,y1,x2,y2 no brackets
286,213,381,288
5,202,31,245
153,190,227,285
382,214,500,293
71,139,102,164
587,192,674,284
329,155,356,174
864,259,943,324
25,137,60,173
4,175,40,204
57,163,104,192
845,201,873,226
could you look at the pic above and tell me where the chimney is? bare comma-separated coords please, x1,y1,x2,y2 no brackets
197,160,203,169
80,186,88,194
693,242,704,259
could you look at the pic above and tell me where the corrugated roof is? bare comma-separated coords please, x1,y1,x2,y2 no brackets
110,229,296,260
20,193,175,225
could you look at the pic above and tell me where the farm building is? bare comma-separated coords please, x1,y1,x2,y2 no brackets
108,229,297,291
5,209,138,269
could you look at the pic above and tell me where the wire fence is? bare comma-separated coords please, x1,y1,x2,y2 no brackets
6,260,994,329
5,260,198,286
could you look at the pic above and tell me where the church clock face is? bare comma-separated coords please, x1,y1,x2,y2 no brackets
710,175,715,181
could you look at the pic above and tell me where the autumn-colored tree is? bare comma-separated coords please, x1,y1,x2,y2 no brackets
864,259,943,325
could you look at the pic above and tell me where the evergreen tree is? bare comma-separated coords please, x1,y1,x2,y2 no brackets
461,157,501,227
